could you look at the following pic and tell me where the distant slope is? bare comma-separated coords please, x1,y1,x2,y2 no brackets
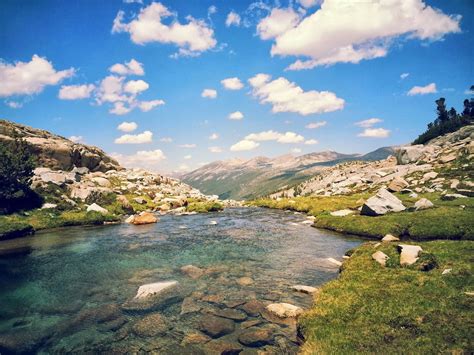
182,148,396,200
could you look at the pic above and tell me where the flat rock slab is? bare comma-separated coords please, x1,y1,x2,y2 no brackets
265,303,303,318
134,281,178,300
330,209,354,217
398,244,423,266
372,251,389,266
132,313,170,337
291,285,318,294
238,327,274,347
199,315,235,338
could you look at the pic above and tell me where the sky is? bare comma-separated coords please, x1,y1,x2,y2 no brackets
0,0,473,174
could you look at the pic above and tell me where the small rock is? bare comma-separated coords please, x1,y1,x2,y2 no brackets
133,197,147,204
134,281,178,300
327,257,342,267
387,177,409,192
450,179,460,189
132,313,170,337
240,300,264,316
199,315,235,338
372,251,389,266
373,242,381,248
381,234,400,242
211,308,247,321
238,327,274,347
237,277,253,286
41,203,57,209
131,212,158,225
442,269,452,275
181,332,211,346
330,209,354,217
414,198,434,211
422,171,438,181
441,193,468,201
87,203,108,215
181,265,204,279
291,285,317,294
265,303,303,318
210,220,218,225
398,244,423,266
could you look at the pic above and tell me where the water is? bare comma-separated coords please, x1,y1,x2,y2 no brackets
0,208,361,353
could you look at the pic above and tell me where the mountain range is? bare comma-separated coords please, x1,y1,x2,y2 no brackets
181,147,396,200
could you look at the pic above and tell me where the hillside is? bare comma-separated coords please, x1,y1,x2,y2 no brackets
181,148,396,200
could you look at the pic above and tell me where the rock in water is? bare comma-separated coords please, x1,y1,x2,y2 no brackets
86,203,108,215
131,212,158,225
398,244,423,266
327,257,342,266
265,303,303,318
372,251,389,266
238,327,274,347
199,315,235,338
361,188,406,216
414,198,434,211
132,313,170,337
291,285,318,294
180,265,204,279
134,281,178,300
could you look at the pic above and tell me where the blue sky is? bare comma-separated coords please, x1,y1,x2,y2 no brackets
1,0,472,173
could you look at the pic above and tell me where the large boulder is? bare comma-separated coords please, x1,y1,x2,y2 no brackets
361,188,406,216
398,244,423,266
128,212,158,225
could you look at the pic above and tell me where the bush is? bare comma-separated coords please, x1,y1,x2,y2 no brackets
0,136,43,214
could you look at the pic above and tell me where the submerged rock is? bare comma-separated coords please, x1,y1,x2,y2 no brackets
122,281,182,313
291,285,318,294
180,265,204,279
132,313,170,337
241,300,265,317
238,327,274,347
326,257,342,267
211,308,247,322
361,188,406,216
199,315,235,338
134,281,178,300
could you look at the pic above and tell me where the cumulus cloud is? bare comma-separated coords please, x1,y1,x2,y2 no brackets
117,121,138,132
355,118,382,128
160,137,173,143
184,155,192,160
201,88,217,98
138,99,165,112
209,133,219,140
304,139,318,145
262,0,461,70
228,111,244,120
305,121,327,129
257,8,301,40
226,11,241,27
124,79,149,94
58,84,95,100
400,72,410,80
110,102,133,115
109,59,144,76
297,0,320,8
111,149,166,170
112,2,217,57
0,55,75,97
115,130,153,144
244,130,305,144
178,143,197,148
221,77,244,90
209,146,223,153
407,83,437,96
69,135,84,143
230,139,260,152
358,128,390,138
248,73,344,115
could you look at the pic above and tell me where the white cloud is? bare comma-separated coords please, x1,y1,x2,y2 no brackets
5,100,22,109
355,118,382,128
209,133,219,140
208,5,217,15
160,137,173,143
228,111,244,120
358,128,390,138
201,88,217,99
257,8,301,40
245,130,305,144
117,121,138,132
138,99,165,112
248,73,344,115
124,79,149,94
407,83,437,96
69,135,84,143
110,102,132,115
297,0,320,8
112,3,217,57
111,149,166,170
304,139,318,145
115,130,153,144
124,0,143,4
264,0,461,70
178,143,197,148
209,146,223,153
221,77,244,90
96,75,128,104
184,155,192,160
109,59,144,76
226,11,241,27
230,139,260,152
291,147,302,153
400,72,410,80
0,55,75,97
305,121,327,129
58,84,95,100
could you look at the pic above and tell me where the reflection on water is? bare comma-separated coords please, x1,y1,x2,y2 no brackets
0,207,361,353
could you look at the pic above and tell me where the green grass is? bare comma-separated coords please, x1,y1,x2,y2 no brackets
0,221,35,240
299,240,474,354
250,194,474,240
186,201,223,213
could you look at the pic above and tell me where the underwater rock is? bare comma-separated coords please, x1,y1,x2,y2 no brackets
199,315,235,338
238,327,274,347
132,313,170,337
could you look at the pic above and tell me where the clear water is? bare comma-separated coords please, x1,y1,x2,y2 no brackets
0,207,361,354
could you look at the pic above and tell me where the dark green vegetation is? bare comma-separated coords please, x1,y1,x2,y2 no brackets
186,200,224,213
251,193,474,240
0,136,43,214
413,88,474,144
299,241,474,353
